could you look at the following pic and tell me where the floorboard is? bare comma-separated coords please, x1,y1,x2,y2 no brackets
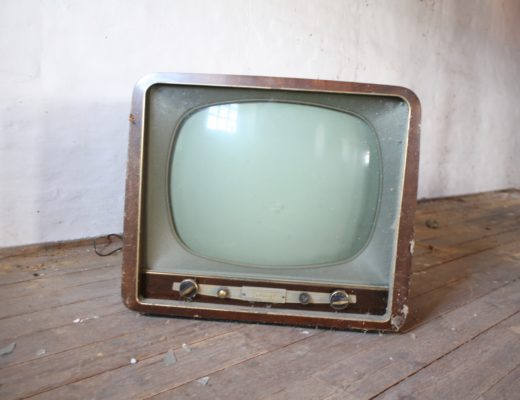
0,189,519,400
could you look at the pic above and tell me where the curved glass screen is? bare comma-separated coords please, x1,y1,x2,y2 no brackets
170,102,381,267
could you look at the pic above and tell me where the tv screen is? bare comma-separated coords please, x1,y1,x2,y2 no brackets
122,73,420,331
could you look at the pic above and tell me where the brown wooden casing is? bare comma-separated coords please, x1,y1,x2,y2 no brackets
122,73,421,331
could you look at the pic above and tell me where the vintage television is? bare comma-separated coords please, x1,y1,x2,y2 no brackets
122,73,420,331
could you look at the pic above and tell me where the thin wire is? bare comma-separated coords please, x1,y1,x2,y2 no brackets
93,233,123,256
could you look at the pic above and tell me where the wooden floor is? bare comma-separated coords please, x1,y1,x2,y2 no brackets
1,190,520,400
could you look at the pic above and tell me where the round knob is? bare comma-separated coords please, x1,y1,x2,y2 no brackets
329,290,351,310
217,288,229,299
299,292,311,305
179,279,198,300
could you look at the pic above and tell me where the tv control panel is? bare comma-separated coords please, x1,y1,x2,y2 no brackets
174,279,357,310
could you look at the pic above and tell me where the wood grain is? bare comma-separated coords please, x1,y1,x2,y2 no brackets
374,312,520,400
0,189,518,400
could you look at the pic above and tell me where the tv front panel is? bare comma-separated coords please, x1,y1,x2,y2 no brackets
122,73,420,331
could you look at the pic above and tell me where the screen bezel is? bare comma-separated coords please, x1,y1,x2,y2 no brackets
122,73,421,331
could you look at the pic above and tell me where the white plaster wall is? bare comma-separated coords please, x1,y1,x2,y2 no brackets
1,0,519,247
